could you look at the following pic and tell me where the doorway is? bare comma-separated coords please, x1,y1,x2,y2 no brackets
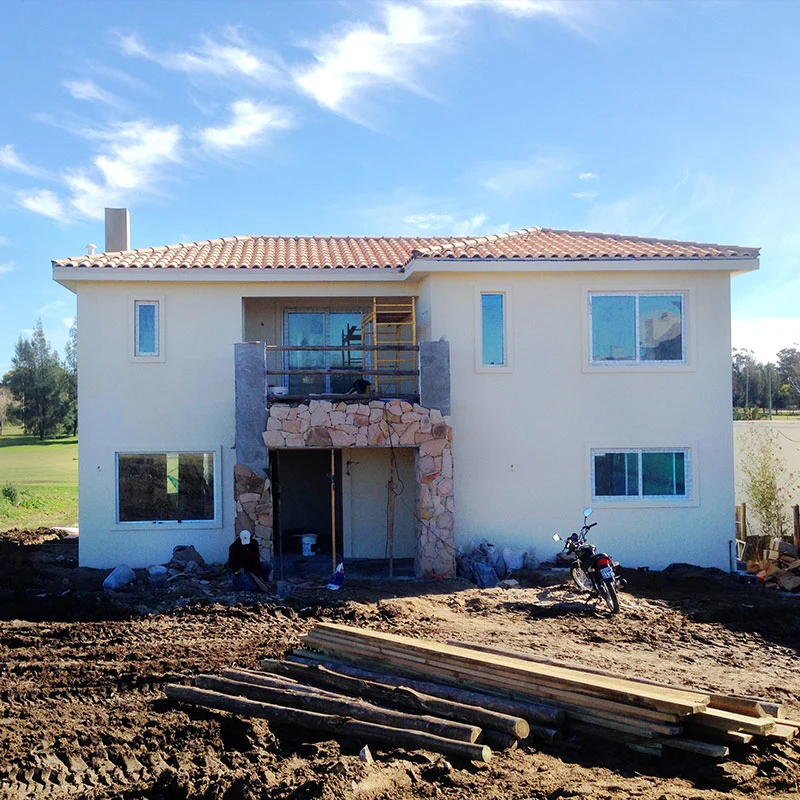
271,449,343,579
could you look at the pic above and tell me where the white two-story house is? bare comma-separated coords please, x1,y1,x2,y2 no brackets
53,209,759,576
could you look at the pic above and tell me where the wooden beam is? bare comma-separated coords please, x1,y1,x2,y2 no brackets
165,684,492,763
257,659,530,738
194,675,482,743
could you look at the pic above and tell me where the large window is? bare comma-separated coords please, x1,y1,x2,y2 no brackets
590,293,684,364
285,311,363,394
134,300,159,357
592,448,688,500
480,292,506,367
117,452,215,523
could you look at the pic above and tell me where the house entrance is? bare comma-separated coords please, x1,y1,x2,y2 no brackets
269,446,417,580
271,449,343,579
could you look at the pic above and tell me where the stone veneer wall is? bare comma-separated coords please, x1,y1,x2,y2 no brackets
233,465,273,559
259,398,455,578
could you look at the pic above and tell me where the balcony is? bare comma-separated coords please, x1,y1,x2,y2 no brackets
264,343,420,403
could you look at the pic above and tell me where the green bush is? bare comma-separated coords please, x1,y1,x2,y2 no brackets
1,483,19,504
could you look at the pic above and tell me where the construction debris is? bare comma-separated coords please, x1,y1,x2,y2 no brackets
163,622,794,766
746,537,800,591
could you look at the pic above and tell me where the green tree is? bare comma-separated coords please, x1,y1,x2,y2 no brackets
63,319,78,436
0,385,13,435
776,346,800,407
739,426,798,540
5,320,68,440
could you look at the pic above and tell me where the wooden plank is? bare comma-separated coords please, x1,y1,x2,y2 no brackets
566,711,661,739
304,630,705,716
450,639,771,720
297,641,685,723
195,675,481,743
284,654,565,727
257,659,529,738
768,723,798,740
265,344,419,352
165,684,492,763
659,738,729,758
306,626,708,714
312,624,710,710
691,708,777,736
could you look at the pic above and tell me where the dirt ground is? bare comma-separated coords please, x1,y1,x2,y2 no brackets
1,529,799,800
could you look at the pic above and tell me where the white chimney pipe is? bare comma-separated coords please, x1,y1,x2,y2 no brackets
105,208,130,252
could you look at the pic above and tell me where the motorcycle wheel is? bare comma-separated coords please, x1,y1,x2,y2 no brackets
598,578,620,614
570,564,593,593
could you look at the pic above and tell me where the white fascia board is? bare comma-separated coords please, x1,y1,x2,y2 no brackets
52,266,409,287
404,256,759,278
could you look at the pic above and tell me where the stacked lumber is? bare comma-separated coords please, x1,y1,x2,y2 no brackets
300,622,796,758
164,646,553,762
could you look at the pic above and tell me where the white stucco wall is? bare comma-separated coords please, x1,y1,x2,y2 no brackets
421,268,737,571
68,264,740,571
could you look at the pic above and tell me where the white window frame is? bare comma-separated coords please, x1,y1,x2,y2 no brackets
590,446,694,505
129,296,165,362
113,447,222,528
474,287,513,373
587,290,688,368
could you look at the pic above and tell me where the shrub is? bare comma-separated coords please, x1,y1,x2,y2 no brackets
1,483,19,504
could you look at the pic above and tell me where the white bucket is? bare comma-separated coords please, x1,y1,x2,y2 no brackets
299,533,318,556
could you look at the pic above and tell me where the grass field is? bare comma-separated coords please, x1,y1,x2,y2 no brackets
0,426,78,530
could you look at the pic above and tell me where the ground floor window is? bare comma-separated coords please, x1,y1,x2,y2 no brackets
592,448,688,499
117,452,215,522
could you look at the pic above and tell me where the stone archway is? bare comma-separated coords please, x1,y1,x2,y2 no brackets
234,398,455,578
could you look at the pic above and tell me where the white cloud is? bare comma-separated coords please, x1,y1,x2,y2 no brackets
579,172,597,180
119,29,281,83
426,0,601,36
17,189,69,221
479,155,570,197
731,318,800,363
38,300,66,316
64,120,182,219
0,261,13,274
0,145,50,179
402,212,489,236
63,79,120,106
572,190,598,200
293,4,445,118
199,99,294,153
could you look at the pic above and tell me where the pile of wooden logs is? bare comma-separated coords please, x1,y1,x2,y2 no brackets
163,622,796,763
299,623,798,758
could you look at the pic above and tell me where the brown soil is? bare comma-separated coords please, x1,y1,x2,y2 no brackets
1,528,798,799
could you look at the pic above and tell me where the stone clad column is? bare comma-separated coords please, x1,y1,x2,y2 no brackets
234,342,273,559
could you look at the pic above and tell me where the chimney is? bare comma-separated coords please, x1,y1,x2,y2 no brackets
105,208,130,252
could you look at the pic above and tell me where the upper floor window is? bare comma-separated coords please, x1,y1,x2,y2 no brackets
590,292,685,365
592,448,689,500
481,292,506,367
134,300,159,357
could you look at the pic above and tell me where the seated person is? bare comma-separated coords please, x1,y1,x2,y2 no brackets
228,530,272,591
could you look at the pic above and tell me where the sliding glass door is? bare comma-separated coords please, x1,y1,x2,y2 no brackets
286,311,363,395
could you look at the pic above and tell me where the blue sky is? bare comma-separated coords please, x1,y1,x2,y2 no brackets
1,0,799,374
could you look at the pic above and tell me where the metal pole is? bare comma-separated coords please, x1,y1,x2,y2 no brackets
330,449,337,574
387,454,396,579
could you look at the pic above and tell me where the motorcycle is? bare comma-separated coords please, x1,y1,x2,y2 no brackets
552,507,623,614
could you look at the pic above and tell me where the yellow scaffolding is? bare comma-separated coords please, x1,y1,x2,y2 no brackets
361,298,417,396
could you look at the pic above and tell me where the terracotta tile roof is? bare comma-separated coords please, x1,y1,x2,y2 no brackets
53,228,758,270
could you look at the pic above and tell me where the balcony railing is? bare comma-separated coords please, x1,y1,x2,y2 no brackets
264,344,419,402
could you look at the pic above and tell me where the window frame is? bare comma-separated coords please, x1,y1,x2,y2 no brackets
590,446,694,505
282,306,366,394
474,287,513,373
129,296,165,363
113,447,222,528
587,290,688,368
